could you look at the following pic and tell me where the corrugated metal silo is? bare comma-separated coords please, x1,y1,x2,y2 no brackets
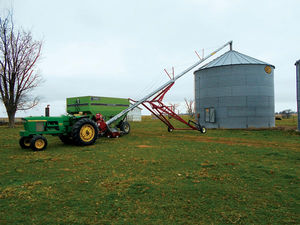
194,50,275,128
296,59,300,131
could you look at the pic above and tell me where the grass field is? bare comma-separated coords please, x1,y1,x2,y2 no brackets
0,117,299,224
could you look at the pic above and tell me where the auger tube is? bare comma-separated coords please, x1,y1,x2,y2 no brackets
106,40,233,126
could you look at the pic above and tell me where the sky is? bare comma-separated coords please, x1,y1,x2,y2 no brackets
0,0,299,117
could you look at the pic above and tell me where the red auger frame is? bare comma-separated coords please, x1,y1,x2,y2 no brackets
131,81,206,134
105,41,233,134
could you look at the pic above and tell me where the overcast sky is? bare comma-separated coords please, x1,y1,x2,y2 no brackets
0,0,299,116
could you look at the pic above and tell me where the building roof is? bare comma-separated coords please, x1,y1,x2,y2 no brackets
196,50,274,71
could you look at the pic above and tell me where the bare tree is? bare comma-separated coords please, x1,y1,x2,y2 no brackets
169,102,180,115
184,98,194,117
0,11,42,127
280,109,293,119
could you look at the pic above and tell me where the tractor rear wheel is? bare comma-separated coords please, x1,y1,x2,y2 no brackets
30,135,48,151
59,134,73,145
120,121,130,134
19,136,32,149
72,118,99,146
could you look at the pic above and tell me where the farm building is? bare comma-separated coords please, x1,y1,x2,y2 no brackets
296,59,300,131
127,105,142,121
194,49,275,128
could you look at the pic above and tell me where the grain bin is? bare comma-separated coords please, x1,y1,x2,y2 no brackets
296,59,300,131
194,50,275,128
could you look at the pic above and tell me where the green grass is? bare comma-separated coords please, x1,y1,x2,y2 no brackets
0,117,299,224
275,115,298,129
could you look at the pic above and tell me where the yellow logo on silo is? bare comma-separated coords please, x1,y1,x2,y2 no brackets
264,66,272,74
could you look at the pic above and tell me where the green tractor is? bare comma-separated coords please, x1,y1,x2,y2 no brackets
19,96,131,151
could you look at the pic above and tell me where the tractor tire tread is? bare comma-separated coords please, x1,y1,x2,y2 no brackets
59,135,73,145
72,118,99,146
19,136,32,149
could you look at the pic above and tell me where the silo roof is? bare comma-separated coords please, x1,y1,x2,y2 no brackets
197,50,274,70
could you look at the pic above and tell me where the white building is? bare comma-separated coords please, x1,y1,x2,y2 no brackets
127,105,142,122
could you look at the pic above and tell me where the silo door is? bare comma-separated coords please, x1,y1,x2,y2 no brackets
205,108,216,123
210,108,216,123
205,108,210,122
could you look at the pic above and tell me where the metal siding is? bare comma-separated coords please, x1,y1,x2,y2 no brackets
219,74,246,87
219,117,248,128
247,117,271,128
296,60,300,131
247,96,269,106
195,64,275,128
219,96,247,107
199,97,219,106
204,87,232,98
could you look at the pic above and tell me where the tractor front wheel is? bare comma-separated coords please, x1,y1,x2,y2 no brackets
19,136,32,149
30,135,48,151
72,118,99,146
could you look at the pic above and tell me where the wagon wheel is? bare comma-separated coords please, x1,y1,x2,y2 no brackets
30,135,48,151
19,136,32,149
167,127,173,132
120,121,130,135
200,126,206,134
72,118,99,146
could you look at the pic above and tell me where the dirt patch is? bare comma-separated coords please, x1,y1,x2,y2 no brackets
137,145,152,148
